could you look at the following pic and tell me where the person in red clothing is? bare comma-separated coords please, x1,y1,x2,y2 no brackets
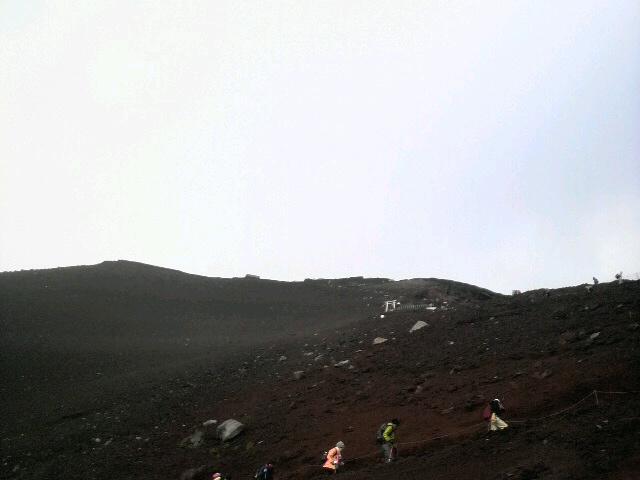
322,441,345,475
483,398,509,431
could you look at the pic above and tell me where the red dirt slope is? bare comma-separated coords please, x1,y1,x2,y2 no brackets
0,263,638,480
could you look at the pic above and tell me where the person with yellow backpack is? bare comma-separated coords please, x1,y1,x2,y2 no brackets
375,419,400,463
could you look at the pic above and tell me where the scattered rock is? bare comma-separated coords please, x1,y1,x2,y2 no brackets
520,462,550,480
533,369,553,380
464,395,485,411
202,419,217,427
559,331,579,344
590,332,601,340
334,360,350,368
217,419,244,442
293,370,305,380
372,337,388,345
179,465,206,480
552,310,568,320
409,321,428,333
180,429,204,448
278,355,287,362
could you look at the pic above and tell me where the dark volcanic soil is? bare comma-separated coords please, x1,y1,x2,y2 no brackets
1,262,639,480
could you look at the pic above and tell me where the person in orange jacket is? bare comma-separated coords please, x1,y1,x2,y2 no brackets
322,441,345,475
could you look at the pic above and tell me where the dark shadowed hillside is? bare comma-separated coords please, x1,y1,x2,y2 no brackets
0,261,494,350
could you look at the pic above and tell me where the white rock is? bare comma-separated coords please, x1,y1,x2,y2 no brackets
202,419,217,427
590,332,600,340
372,337,388,345
293,370,305,380
181,430,204,448
410,321,429,333
216,419,244,442
334,360,350,368
278,355,287,362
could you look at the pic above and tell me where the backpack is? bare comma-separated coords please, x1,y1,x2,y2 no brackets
254,464,273,480
321,451,328,463
482,405,492,421
376,422,390,443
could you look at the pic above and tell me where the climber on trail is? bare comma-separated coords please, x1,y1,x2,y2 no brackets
484,398,509,431
322,441,345,475
376,418,400,462
254,462,274,480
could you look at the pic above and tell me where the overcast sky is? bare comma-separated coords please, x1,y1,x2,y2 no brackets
1,1,639,293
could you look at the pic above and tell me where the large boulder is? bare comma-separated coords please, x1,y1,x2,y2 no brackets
216,419,244,442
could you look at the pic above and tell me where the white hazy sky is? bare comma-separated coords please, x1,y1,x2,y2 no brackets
1,1,639,293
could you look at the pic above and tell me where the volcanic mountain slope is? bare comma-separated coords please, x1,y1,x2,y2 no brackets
0,262,639,480
0,260,492,350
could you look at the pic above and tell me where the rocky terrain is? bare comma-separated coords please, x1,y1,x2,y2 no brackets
1,261,639,479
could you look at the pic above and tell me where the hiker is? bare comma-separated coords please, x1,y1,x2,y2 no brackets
377,418,400,463
211,474,227,480
254,463,274,480
484,398,508,431
322,441,345,475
